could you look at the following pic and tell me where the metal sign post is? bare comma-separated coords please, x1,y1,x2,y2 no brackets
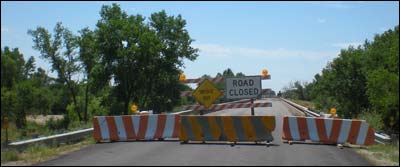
3,117,9,144
251,98,255,116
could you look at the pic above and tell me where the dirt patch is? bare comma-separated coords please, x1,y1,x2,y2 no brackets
26,115,64,125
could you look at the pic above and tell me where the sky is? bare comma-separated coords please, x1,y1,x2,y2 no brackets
1,1,399,92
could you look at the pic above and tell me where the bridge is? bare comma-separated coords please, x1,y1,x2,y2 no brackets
34,98,371,166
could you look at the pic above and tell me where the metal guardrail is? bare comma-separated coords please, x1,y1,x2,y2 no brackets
280,97,391,144
280,98,319,117
374,131,392,144
7,99,252,149
8,128,93,150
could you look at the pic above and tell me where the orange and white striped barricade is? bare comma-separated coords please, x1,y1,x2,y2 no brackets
180,115,275,144
93,114,180,142
182,102,272,111
282,116,375,146
181,75,271,84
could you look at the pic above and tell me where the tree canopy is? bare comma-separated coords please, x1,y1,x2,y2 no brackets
282,26,399,132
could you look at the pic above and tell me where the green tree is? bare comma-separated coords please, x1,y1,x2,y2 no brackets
78,27,99,121
363,26,399,131
15,80,35,128
24,56,36,79
95,4,198,114
222,68,235,78
95,4,146,115
236,72,245,77
292,25,398,132
1,47,25,88
1,88,17,127
28,22,83,121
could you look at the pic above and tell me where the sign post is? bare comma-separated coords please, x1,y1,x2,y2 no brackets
225,76,262,116
3,117,9,144
390,116,395,128
251,98,255,116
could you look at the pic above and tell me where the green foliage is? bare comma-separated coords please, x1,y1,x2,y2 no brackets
28,22,83,121
282,26,399,132
24,56,36,79
15,80,36,128
1,88,17,122
1,4,200,140
357,110,384,131
1,149,19,162
94,4,199,114
46,118,68,131
66,103,80,123
88,96,108,117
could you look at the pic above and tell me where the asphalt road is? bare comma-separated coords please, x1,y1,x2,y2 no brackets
35,98,372,166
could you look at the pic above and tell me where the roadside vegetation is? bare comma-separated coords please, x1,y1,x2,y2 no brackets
280,26,399,166
355,142,399,166
1,135,94,165
1,3,200,164
280,26,398,133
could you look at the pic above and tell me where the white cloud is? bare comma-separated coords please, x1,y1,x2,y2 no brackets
317,18,326,23
193,43,338,60
331,42,363,49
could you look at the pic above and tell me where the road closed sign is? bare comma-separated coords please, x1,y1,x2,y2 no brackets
225,76,262,99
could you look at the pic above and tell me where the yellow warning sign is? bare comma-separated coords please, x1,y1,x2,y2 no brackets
131,104,137,113
330,108,337,115
192,79,222,109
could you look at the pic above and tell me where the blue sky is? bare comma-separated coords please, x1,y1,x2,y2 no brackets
1,1,399,92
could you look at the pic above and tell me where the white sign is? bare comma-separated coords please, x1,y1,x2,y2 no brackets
225,76,262,99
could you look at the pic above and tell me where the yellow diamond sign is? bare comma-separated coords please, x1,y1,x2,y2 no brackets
192,79,222,109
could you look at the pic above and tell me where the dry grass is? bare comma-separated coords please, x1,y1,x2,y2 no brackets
354,142,399,166
1,136,95,166
290,99,316,110
26,115,64,125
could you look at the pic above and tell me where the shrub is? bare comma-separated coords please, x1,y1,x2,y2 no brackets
358,110,383,131
1,149,19,162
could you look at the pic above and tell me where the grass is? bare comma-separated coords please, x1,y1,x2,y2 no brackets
1,149,19,162
357,110,384,132
1,136,95,165
1,118,95,165
354,141,399,166
290,99,316,110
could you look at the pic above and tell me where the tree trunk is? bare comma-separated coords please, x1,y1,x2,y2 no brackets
71,91,82,122
65,79,82,122
84,82,89,122
124,98,129,115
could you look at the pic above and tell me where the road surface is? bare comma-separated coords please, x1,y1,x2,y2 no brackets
35,98,371,166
